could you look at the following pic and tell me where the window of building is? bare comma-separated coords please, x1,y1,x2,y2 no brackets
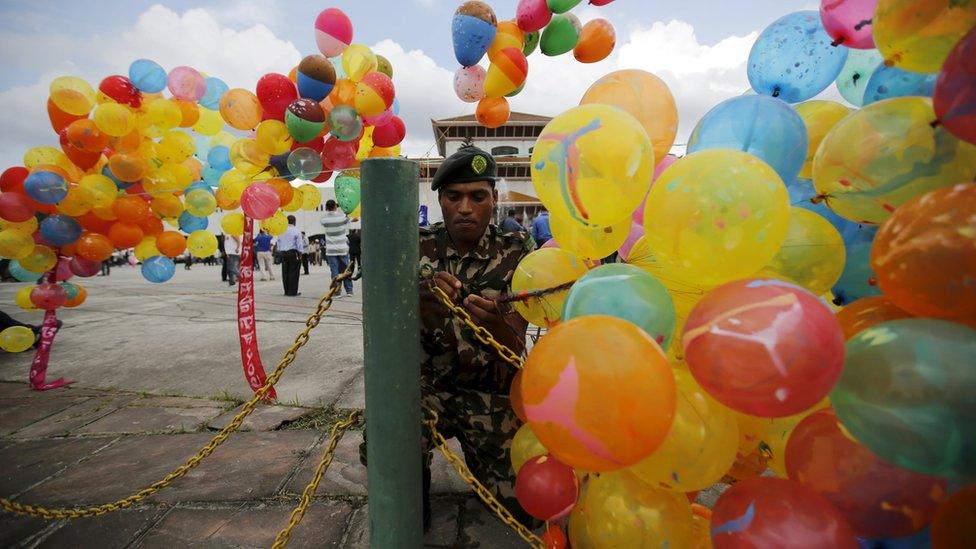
492,146,519,156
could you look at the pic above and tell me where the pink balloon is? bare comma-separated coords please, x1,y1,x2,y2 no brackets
54,257,74,282
617,222,644,262
516,0,553,33
69,256,101,277
30,283,67,310
454,65,486,103
362,108,393,127
633,154,678,225
240,183,281,220
372,116,406,148
315,8,353,57
819,0,877,49
589,0,616,5
166,66,206,101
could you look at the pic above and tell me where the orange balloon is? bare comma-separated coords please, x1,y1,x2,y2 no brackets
108,152,147,182
112,195,150,223
77,211,113,234
64,284,87,308
522,315,676,471
175,100,200,127
288,65,298,83
47,98,86,133
76,232,113,262
267,177,295,206
156,230,187,257
872,184,976,327
110,127,142,152
107,221,144,248
66,119,109,153
932,485,976,549
476,96,510,129
330,78,357,107
150,194,183,218
510,370,528,423
215,188,239,210
835,296,913,340
574,19,616,63
138,215,164,236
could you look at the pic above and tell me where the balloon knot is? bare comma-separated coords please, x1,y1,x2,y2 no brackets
830,37,844,47
810,194,828,205
930,119,942,129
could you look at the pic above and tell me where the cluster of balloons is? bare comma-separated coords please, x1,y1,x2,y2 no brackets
452,0,617,128
504,2,976,546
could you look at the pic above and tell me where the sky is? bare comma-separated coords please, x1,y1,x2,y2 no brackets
0,0,832,168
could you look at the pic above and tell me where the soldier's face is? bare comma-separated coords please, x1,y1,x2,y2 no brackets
439,181,497,242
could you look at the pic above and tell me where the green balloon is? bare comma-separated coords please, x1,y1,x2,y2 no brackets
836,48,883,107
540,13,581,57
376,54,393,79
830,319,976,479
506,82,526,98
60,281,80,300
523,31,540,57
334,174,361,214
547,0,582,14
285,110,325,143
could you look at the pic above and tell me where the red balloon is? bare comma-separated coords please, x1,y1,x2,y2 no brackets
30,283,68,310
514,455,579,521
311,169,334,183
372,116,406,148
321,137,357,171
59,129,101,171
711,477,857,548
1,166,29,194
255,73,299,121
69,256,101,277
292,135,325,154
138,215,164,237
934,25,976,144
786,409,946,539
683,279,845,417
47,98,86,134
98,75,142,108
54,257,74,282
0,192,35,222
541,524,567,549
77,212,113,235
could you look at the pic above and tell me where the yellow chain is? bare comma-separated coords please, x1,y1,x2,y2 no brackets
429,285,524,369
271,409,361,549
0,270,353,521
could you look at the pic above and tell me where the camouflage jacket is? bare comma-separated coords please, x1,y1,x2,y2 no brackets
419,222,534,394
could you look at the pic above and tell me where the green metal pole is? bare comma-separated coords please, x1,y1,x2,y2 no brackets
361,157,422,548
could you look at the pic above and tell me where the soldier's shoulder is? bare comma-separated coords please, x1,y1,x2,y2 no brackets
494,227,535,256
419,222,446,239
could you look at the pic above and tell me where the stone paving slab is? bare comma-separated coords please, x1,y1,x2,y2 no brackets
0,438,116,497
458,498,527,549
129,395,230,408
0,395,94,436
0,513,54,548
76,404,225,435
34,507,167,549
0,382,103,400
9,394,137,438
205,403,313,432
335,372,365,409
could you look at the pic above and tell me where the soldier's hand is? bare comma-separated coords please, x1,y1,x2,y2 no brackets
419,272,461,325
462,294,505,328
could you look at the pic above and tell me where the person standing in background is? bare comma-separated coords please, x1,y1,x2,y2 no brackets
254,229,275,282
217,234,227,282
530,206,552,248
500,209,523,233
301,231,311,275
348,227,362,278
309,239,321,267
278,215,305,296
225,234,241,286
320,199,354,297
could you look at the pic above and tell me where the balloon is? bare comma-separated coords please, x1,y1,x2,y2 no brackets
820,0,877,49
178,211,208,233
29,283,66,310
69,256,101,277
39,215,82,247
46,98,86,134
684,278,845,417
341,44,377,82
327,105,363,142
66,119,108,154
0,228,34,259
314,7,353,57
541,525,567,549
199,76,229,110
832,319,976,478
19,244,57,273
24,171,68,204
488,21,525,62
748,11,848,103
111,195,149,223
146,98,182,130
372,116,406,148
64,282,87,307
261,210,288,236
787,408,946,539
511,248,588,327
0,193,35,223
321,137,358,171
166,66,205,101
835,296,912,340
128,59,167,93
574,19,615,63
354,71,394,117
759,207,845,296
0,326,35,353
298,183,321,211
157,131,195,163
266,178,295,206
523,315,676,471
219,89,262,131
183,188,215,218
931,485,976,548
1,166,29,193
134,235,159,261
475,96,510,128
49,76,96,116
934,26,976,146
532,104,653,227
98,74,142,108
375,54,393,78
285,98,326,143
522,31,540,56
711,477,857,548
831,221,880,305
643,150,789,286
511,423,547,474
255,119,294,156
516,0,552,33
630,369,738,492
862,65,936,105
549,213,627,261
91,102,136,138
688,95,807,183
515,455,579,521
794,100,851,179
75,232,112,262
218,214,245,238
548,0,581,13
540,13,581,56
582,472,693,547
331,174,359,216
484,48,528,98
873,0,976,74
872,184,975,326
452,1,497,67
287,147,324,180
141,255,175,283
240,183,281,220
256,73,299,121
185,229,217,258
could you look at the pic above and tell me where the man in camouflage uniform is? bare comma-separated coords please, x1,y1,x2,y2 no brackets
360,146,535,530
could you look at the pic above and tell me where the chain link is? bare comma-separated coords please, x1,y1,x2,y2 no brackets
0,270,353,522
272,409,361,549
428,285,524,369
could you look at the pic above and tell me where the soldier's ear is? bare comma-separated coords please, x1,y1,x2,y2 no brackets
492,188,498,203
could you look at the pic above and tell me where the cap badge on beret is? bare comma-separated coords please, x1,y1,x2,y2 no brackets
471,154,488,175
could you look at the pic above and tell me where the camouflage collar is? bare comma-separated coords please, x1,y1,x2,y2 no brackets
442,224,494,261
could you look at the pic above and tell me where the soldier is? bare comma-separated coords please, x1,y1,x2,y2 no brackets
361,146,535,530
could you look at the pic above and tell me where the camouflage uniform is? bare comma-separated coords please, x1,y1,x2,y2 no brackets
361,221,535,524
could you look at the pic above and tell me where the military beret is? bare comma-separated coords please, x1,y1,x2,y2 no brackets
431,145,496,191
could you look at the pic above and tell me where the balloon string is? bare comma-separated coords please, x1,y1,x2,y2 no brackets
853,18,872,31
830,36,845,47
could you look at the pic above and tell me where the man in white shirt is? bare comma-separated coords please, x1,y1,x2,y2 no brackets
320,200,354,297
224,234,241,287
277,215,306,296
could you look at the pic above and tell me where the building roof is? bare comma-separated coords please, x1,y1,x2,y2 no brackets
432,112,552,125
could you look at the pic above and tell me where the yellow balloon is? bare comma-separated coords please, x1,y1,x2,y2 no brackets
157,131,195,163
691,505,713,549
92,102,135,137
758,207,846,296
342,44,377,82
221,213,246,236
488,21,524,62
54,185,93,217
185,189,217,217
643,149,790,287
355,126,375,161
24,146,68,170
813,96,976,224
151,194,184,219
255,119,293,156
210,130,237,149
737,399,830,478
134,236,160,261
193,107,223,136
165,163,193,192
15,286,38,311
78,174,118,208
0,229,34,260
20,245,57,273
282,188,303,212
186,230,218,258
349,204,361,219
218,169,248,201
146,98,183,130
230,138,270,176
510,423,547,474
142,167,177,196
0,217,38,234
49,76,96,116
568,483,597,549
794,100,850,179
532,104,654,227
629,369,738,492
873,0,976,74
580,70,678,168
0,326,35,353
550,213,628,261
261,210,288,236
582,471,693,547
299,183,321,211
512,248,590,327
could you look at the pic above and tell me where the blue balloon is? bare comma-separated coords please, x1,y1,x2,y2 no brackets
193,135,211,161
8,260,41,283
128,59,167,93
178,211,208,233
788,178,849,231
24,171,68,204
452,14,496,67
831,222,881,305
207,145,232,171
141,255,175,283
297,72,334,102
862,66,936,105
186,181,214,195
688,95,807,182
199,77,228,110
39,215,82,246
201,165,223,187
269,153,295,181
748,11,849,103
